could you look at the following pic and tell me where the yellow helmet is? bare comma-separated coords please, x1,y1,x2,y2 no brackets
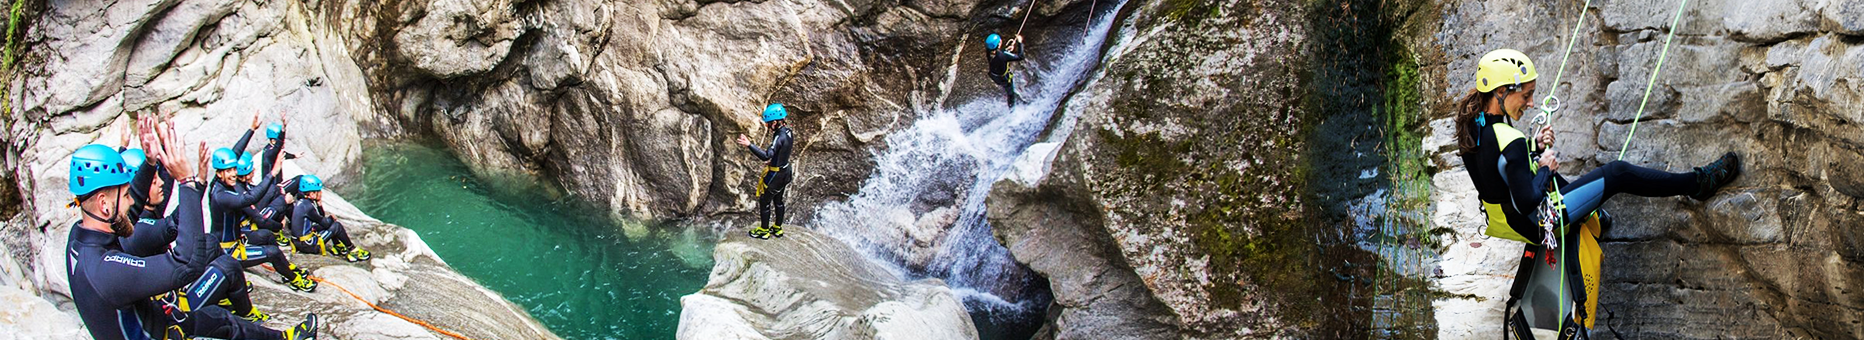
1474,49,1538,93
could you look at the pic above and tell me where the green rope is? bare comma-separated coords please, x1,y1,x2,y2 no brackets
1617,0,1691,161
1542,0,1593,109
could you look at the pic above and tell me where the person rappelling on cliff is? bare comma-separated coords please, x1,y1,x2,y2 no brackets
65,113,316,340
985,33,1026,107
290,174,373,262
1455,49,1741,337
209,112,318,293
736,103,796,240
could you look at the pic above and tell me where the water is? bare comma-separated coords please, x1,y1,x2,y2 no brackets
347,142,714,340
808,1,1126,338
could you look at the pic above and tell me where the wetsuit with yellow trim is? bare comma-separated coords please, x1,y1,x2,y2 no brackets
117,160,271,322
290,196,368,262
746,125,794,238
987,38,1025,106
1463,112,1722,332
67,181,290,340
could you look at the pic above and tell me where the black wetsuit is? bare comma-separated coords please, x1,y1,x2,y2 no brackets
290,198,353,255
1462,112,1698,320
66,184,283,340
746,126,794,229
1462,113,1699,241
987,41,1025,106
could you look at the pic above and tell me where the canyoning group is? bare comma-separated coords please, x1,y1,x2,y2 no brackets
63,110,377,340
1458,1,1743,337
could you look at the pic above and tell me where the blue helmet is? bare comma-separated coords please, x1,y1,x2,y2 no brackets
69,144,134,196
762,103,787,122
236,153,255,176
986,34,1002,50
120,149,147,172
265,123,283,139
299,174,324,192
210,148,239,170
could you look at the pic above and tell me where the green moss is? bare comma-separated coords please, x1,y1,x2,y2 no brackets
1096,129,1191,188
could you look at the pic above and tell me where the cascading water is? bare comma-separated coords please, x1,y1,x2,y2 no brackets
808,0,1128,336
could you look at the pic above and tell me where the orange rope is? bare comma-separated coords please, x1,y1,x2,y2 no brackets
260,264,478,340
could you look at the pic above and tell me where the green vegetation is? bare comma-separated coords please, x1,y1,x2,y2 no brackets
1,0,27,123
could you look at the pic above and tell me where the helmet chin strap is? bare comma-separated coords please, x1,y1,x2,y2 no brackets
81,189,132,236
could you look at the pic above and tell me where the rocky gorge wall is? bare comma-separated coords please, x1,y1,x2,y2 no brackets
314,0,1097,224
1417,0,1864,338
986,0,1342,338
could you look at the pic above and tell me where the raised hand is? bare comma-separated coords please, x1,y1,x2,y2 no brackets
270,145,286,176
251,110,263,130
734,134,752,147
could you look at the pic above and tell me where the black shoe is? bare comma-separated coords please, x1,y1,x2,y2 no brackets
286,314,317,340
1691,152,1741,200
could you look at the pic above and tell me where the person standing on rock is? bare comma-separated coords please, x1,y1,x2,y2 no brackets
1455,48,1742,334
290,174,373,262
736,103,796,240
985,33,1026,107
65,114,316,340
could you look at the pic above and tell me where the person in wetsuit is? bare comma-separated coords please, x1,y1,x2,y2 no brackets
1456,49,1742,331
117,148,273,323
290,174,372,262
735,103,796,239
207,113,316,292
64,114,315,340
985,33,1025,107
229,151,313,290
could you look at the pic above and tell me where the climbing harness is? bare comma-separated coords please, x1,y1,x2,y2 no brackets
260,263,481,340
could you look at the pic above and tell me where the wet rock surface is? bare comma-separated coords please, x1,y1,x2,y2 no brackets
1418,0,1864,338
987,0,1340,338
676,227,977,340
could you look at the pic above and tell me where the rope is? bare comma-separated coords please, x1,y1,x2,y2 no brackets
1084,0,1098,36
1016,0,1039,36
1536,0,1595,333
1617,0,1690,161
1530,0,1691,334
259,264,480,340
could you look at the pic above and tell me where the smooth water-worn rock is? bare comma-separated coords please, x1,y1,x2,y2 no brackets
676,227,977,340
1417,0,1864,338
987,0,1333,338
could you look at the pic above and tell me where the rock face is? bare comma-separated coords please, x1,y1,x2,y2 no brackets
986,0,1339,338
319,0,1087,223
676,227,977,340
1417,0,1864,338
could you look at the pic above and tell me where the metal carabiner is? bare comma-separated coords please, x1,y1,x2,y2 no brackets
1532,94,1563,126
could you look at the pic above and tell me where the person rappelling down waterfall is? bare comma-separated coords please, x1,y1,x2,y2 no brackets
985,33,1026,107
736,103,796,240
1456,49,1741,338
64,113,316,340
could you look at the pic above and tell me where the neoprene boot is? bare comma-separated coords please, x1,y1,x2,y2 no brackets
285,314,317,340
1691,152,1741,200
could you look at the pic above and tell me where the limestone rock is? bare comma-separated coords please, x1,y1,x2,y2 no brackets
986,0,1333,337
676,227,977,340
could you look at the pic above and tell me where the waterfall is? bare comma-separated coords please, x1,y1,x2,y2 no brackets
810,0,1129,326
